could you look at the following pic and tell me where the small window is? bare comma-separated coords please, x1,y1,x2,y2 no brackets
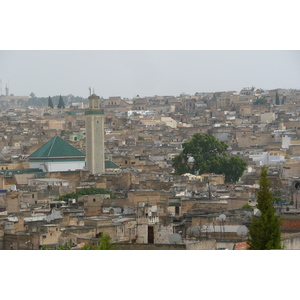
32,194,34,198
93,198,96,202
43,235,46,239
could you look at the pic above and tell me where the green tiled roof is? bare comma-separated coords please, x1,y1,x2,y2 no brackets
28,136,85,159
2,168,46,178
105,160,119,169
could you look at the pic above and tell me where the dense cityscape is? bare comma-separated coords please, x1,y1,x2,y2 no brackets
0,85,300,250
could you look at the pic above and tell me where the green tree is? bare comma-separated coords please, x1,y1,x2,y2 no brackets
223,156,247,183
48,96,54,108
80,233,116,250
247,167,282,250
42,242,72,250
275,90,280,105
253,97,267,105
172,133,246,183
99,233,116,250
58,187,115,202
57,95,65,109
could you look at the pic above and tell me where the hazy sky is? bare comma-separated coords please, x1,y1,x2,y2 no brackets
0,50,299,98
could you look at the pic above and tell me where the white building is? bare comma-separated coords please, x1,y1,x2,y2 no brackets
28,135,86,172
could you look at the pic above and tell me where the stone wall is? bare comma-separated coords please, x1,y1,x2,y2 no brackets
282,233,300,250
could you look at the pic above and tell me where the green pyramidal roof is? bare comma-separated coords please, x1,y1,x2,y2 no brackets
28,136,85,159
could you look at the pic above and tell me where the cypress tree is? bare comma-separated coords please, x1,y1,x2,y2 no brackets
247,167,282,250
275,90,280,105
57,95,65,109
48,96,54,108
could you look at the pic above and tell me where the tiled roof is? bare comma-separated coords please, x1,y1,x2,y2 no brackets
28,136,85,159
3,168,46,178
105,160,119,169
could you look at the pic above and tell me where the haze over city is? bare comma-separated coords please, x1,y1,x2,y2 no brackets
1,50,299,98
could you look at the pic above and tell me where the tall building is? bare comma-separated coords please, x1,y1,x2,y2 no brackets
85,93,105,174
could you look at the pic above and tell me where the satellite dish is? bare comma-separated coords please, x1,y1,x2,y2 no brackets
111,236,120,242
218,214,226,222
237,225,248,237
187,226,201,237
169,233,182,244
254,209,261,217
245,211,252,219
111,202,116,207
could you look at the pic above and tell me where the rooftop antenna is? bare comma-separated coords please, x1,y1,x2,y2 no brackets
169,233,182,244
93,87,95,94
88,86,91,96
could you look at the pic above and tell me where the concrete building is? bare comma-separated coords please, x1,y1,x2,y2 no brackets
85,94,105,174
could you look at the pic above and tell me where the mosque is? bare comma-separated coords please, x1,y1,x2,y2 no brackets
28,93,111,174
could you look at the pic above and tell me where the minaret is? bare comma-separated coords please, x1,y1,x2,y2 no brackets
85,93,105,174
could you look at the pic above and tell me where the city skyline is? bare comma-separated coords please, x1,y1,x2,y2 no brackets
1,50,299,99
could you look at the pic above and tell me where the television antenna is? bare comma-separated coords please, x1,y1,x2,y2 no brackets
169,233,182,244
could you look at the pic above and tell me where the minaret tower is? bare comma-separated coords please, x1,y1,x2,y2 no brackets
85,93,105,174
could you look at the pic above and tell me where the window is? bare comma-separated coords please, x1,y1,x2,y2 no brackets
93,198,96,202
32,194,34,198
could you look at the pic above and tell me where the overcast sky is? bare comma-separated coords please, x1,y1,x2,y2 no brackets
0,50,299,99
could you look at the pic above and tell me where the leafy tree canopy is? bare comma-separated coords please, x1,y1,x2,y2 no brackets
80,233,116,250
247,167,282,250
253,97,267,105
172,133,247,183
57,187,115,202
